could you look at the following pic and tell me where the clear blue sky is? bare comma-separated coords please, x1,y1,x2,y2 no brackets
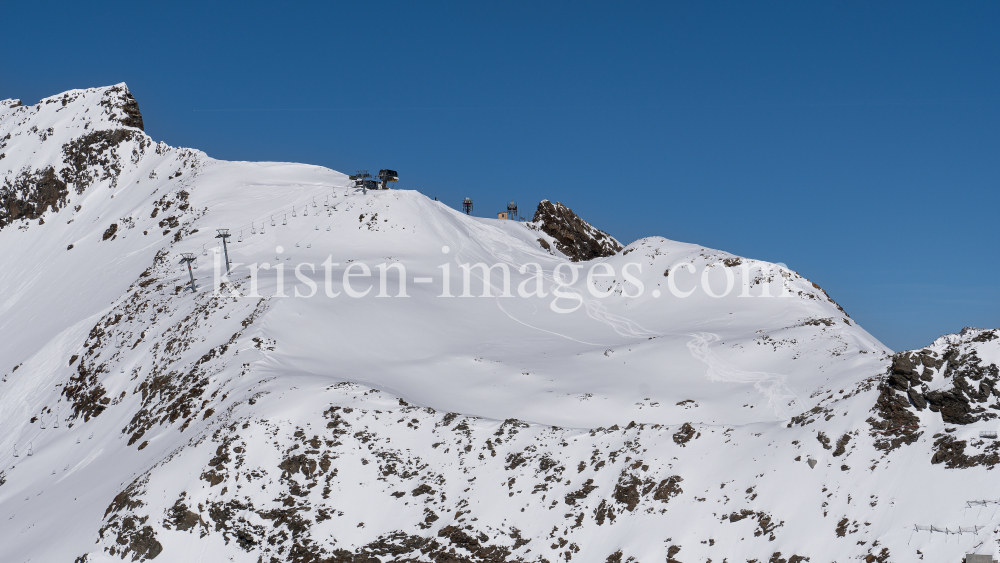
2,1,997,351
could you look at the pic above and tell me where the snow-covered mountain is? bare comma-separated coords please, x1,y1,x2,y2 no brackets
1,84,998,563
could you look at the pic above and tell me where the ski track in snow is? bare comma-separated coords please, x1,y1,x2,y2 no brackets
579,293,659,339
461,216,662,344
686,332,801,420
493,299,603,346
494,265,659,345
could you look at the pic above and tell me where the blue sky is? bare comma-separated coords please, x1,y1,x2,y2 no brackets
2,1,997,351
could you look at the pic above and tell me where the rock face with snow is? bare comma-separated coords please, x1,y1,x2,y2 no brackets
1,85,999,563
868,328,1000,467
531,200,622,261
1,85,150,229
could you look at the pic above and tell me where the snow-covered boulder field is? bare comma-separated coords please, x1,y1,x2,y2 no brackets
1,85,998,562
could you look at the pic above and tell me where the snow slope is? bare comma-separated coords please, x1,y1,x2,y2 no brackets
0,84,997,563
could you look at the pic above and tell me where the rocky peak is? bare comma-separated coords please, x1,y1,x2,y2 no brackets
531,200,623,261
98,84,144,131
26,83,145,132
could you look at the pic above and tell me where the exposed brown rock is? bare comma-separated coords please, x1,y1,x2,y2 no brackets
532,200,622,261
61,129,144,193
931,434,1000,468
0,166,69,229
673,423,699,446
101,85,145,131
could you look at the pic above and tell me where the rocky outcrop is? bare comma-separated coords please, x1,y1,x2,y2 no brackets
61,129,148,193
0,84,153,233
100,84,145,131
0,166,69,228
931,433,1000,469
886,338,999,425
868,384,922,452
532,200,622,261
868,328,1000,460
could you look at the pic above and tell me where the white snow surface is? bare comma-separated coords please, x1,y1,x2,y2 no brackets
0,84,997,563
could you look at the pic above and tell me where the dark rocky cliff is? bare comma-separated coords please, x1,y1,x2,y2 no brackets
532,200,623,261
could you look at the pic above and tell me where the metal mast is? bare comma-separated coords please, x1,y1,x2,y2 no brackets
507,200,518,221
354,170,371,194
216,229,232,273
179,253,197,292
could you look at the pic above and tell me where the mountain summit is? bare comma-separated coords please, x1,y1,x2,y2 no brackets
1,85,997,563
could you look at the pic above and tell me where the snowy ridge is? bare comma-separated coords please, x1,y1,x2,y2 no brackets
0,85,998,563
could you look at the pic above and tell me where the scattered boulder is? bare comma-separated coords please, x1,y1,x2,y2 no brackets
673,423,699,446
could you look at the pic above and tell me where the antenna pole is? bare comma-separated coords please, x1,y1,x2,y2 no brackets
216,229,232,273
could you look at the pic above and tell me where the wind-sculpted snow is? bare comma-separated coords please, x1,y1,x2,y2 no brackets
1,84,999,562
